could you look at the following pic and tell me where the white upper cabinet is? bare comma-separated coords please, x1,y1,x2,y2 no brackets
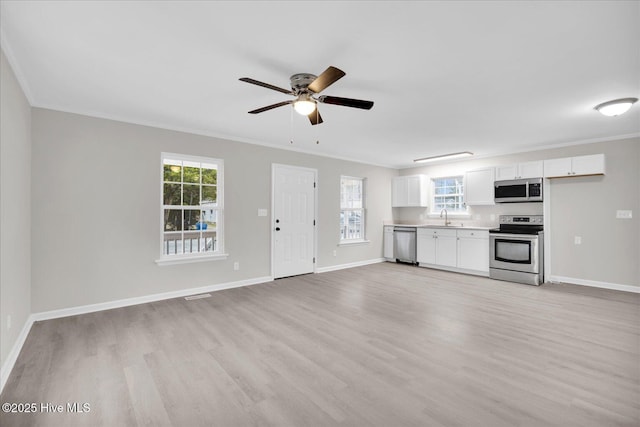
543,158,571,177
464,167,495,206
544,154,605,178
392,175,428,207
495,161,544,180
406,175,425,206
392,177,408,207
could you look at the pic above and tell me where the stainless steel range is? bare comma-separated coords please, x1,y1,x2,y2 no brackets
489,215,544,286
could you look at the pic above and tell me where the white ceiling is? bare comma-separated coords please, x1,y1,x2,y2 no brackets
1,1,639,168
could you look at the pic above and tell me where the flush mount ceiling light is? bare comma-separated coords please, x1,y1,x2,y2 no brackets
414,151,473,163
594,98,638,117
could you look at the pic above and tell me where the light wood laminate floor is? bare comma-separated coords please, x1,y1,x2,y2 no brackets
1,263,639,426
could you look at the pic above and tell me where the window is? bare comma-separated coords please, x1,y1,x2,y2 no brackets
159,153,225,263
340,176,365,241
431,176,466,214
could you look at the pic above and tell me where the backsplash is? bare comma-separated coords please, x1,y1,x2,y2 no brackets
387,203,544,227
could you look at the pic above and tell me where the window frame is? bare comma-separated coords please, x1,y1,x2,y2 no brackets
156,152,228,265
339,175,369,245
430,175,470,216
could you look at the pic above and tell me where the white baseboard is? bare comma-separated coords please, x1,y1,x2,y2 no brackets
548,275,639,293
1,314,35,394
316,258,385,274
0,275,273,394
32,275,274,322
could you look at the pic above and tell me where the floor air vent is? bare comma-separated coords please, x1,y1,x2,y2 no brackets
184,293,212,301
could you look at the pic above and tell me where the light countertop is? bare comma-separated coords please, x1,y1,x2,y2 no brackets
383,223,495,230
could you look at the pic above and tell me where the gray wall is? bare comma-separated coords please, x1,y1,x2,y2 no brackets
400,138,640,287
0,50,32,367
546,139,639,286
31,108,396,313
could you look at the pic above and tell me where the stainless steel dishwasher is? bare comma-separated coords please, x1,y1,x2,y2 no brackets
393,226,417,264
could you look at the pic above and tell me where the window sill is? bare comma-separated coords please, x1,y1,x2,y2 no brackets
338,239,370,246
155,253,229,266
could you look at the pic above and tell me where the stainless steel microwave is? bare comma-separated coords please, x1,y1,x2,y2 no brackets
494,178,543,203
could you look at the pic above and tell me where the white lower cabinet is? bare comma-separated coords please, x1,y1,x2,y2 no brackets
383,226,394,260
417,228,457,267
436,233,457,267
417,227,489,276
456,230,489,272
416,229,436,264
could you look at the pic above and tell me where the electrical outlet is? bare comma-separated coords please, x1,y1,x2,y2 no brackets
233,262,239,271
257,208,268,217
574,236,582,245
333,250,337,257
7,315,11,330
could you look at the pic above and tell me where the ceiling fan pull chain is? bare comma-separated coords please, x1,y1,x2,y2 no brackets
290,105,294,144
315,109,320,144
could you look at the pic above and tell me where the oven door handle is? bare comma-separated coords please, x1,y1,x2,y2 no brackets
490,233,540,240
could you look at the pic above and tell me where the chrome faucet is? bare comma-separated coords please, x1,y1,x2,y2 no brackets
440,208,451,226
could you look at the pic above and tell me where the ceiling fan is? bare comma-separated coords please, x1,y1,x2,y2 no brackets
239,66,374,125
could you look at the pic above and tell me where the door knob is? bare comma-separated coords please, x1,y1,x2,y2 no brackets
275,227,281,231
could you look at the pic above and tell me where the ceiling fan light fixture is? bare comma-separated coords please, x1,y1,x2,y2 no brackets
414,151,474,163
293,98,316,116
240,66,372,125
594,97,638,116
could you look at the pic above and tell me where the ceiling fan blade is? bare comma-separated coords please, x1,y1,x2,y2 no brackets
239,77,293,95
308,66,346,93
248,100,293,114
308,110,323,125
318,95,374,110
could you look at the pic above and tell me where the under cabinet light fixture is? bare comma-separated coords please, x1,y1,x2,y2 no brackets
594,98,638,117
414,151,473,163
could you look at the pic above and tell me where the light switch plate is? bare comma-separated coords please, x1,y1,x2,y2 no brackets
258,209,268,217
616,210,632,219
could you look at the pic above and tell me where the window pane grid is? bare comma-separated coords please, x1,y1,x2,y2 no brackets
432,176,466,213
340,208,363,240
162,156,221,257
340,176,365,241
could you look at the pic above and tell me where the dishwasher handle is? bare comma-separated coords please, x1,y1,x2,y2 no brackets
393,227,417,232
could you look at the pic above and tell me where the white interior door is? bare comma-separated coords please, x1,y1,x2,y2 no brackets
272,164,316,279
